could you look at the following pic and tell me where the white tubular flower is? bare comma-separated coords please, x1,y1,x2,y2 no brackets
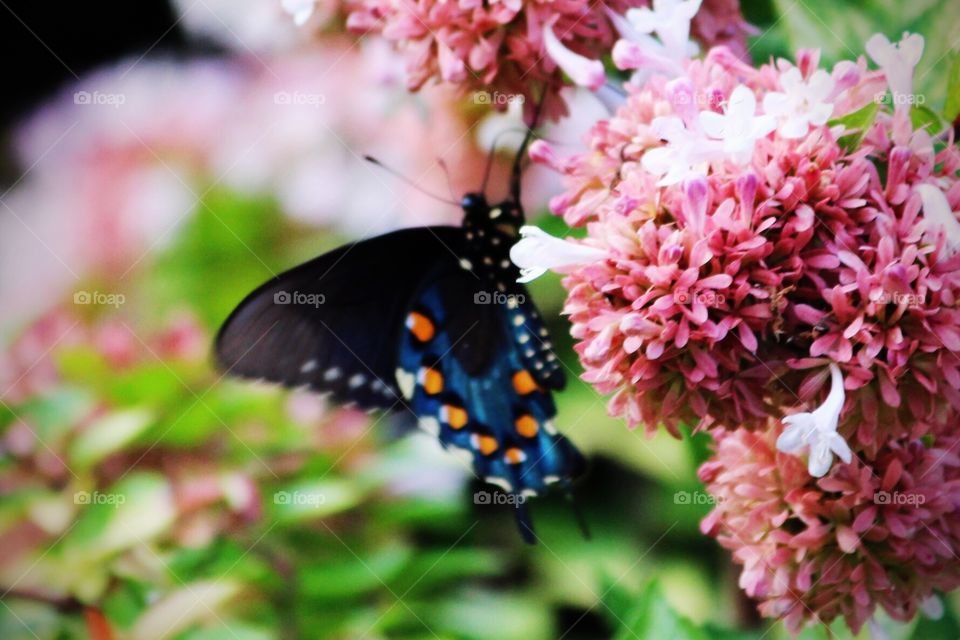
641,116,718,186
762,67,835,139
865,32,924,109
282,0,316,26
543,20,606,91
509,226,607,283
609,0,699,79
699,85,776,165
776,363,852,478
917,183,960,256
624,0,702,60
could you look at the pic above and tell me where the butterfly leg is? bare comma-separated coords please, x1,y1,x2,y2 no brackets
514,500,537,545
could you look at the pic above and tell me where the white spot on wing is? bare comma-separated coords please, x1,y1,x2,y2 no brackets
486,476,513,492
348,373,365,389
396,368,415,399
300,359,317,373
449,446,474,465
419,417,440,436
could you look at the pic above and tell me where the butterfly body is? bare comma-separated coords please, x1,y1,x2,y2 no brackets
216,182,586,542
394,195,581,505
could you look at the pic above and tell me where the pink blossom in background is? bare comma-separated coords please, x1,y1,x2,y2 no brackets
2,60,244,337
172,0,348,52
344,0,753,117
699,421,960,634
211,38,488,235
1,39,491,335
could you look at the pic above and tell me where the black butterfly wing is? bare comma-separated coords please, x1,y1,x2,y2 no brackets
215,226,466,410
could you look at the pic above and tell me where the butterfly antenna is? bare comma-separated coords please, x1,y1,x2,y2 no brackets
515,500,537,545
565,486,591,541
364,155,459,206
436,157,459,202
509,90,548,203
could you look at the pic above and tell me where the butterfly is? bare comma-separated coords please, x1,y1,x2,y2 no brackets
215,128,587,543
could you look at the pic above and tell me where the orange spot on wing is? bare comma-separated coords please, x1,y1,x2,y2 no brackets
505,447,526,464
473,434,499,456
512,370,538,395
418,367,443,394
515,415,538,438
441,405,468,429
406,312,435,342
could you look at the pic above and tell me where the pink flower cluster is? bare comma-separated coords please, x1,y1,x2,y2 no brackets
537,46,960,451
529,30,960,631
344,0,751,114
700,422,960,634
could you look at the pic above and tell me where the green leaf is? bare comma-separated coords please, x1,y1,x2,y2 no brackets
177,624,274,640
148,188,292,330
299,545,412,600
828,102,880,153
426,590,553,640
270,479,363,523
101,579,152,629
65,473,176,557
69,408,154,469
910,104,946,134
772,0,960,110
131,580,243,640
608,581,709,640
392,548,506,595
10,387,96,445
946,51,960,122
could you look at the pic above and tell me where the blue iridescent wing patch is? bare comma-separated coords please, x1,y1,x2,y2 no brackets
395,270,585,540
